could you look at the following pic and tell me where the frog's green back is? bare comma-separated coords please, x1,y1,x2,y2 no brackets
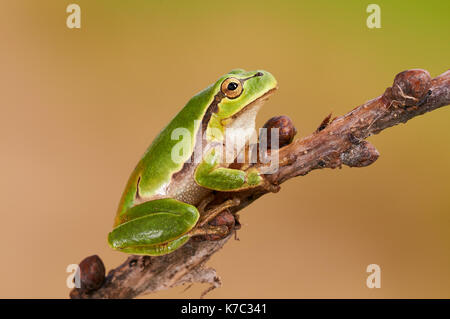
115,82,219,221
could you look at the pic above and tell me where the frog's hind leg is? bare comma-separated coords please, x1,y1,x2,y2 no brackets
108,198,199,255
190,198,241,241
114,235,191,256
191,209,239,241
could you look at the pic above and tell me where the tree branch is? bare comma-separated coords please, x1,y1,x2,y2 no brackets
70,68,450,299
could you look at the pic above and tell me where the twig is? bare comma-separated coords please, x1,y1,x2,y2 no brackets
70,68,450,299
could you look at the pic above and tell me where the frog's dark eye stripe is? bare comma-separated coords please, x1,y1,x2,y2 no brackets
221,77,243,99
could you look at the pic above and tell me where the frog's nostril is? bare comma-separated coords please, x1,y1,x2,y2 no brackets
255,72,264,77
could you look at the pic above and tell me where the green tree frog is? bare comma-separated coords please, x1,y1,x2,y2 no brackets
108,69,278,256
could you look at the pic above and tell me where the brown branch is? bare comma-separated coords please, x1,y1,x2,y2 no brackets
70,68,450,299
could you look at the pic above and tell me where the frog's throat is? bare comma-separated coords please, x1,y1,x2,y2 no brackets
225,87,277,124
201,72,268,131
220,87,277,158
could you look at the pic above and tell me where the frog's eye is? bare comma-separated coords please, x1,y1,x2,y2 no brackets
221,77,243,99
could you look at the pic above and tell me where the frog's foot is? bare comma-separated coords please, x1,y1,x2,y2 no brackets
190,225,230,239
191,210,239,242
198,198,240,227
198,194,215,215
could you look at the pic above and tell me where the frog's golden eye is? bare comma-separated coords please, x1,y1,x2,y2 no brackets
221,77,243,99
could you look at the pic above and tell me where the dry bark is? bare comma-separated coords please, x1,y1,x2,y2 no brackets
70,68,450,299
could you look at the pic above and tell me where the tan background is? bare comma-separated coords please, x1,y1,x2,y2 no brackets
1,1,449,298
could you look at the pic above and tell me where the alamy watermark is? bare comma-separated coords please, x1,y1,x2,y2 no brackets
170,123,280,174
366,264,381,288
66,4,81,29
366,4,381,29
66,264,81,289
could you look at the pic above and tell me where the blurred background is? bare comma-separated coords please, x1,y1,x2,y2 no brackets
1,0,449,298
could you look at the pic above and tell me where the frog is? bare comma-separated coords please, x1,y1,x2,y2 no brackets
107,69,278,256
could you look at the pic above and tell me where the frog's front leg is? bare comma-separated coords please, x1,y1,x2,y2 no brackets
108,198,200,256
194,148,266,191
